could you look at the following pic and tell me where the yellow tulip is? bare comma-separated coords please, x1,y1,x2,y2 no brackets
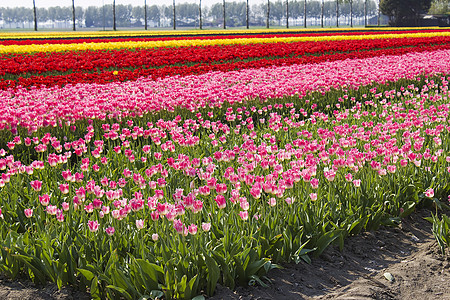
0,31,448,54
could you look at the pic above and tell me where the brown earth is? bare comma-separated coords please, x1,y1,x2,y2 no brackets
0,210,448,300
0,277,90,300
210,210,450,300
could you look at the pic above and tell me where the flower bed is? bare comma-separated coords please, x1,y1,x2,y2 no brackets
2,35,450,90
2,31,450,54
2,29,450,46
2,48,450,133
2,35,449,76
1,27,446,41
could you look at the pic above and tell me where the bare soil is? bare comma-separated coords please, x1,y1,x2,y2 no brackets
0,278,90,300
211,210,450,300
0,210,448,300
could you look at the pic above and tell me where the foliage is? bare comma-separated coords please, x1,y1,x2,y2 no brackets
0,73,449,298
426,210,450,255
380,0,433,26
428,0,450,14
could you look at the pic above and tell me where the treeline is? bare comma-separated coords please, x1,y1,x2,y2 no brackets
0,0,378,29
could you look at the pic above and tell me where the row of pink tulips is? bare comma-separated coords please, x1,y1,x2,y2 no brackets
1,49,450,134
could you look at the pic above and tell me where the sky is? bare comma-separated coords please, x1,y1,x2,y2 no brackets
1,0,266,9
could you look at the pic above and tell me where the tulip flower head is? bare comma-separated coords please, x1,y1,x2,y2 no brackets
88,220,99,232
425,188,434,198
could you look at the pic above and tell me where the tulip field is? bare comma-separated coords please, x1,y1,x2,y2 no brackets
1,28,450,299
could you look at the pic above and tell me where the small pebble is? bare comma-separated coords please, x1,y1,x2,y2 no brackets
384,272,395,282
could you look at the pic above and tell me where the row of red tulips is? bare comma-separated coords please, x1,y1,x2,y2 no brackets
3,36,450,77
2,42,450,91
3,29,450,45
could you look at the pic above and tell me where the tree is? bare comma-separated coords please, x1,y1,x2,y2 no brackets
33,0,37,31
85,6,107,27
349,0,353,27
286,0,289,28
428,0,450,14
177,3,198,23
148,5,160,27
380,0,432,26
116,4,132,27
227,2,246,26
223,0,226,29
199,0,203,29
210,3,223,25
336,0,339,26
75,6,84,27
72,0,76,30
246,0,249,28
304,0,307,27
173,0,176,29
85,6,97,27
132,5,144,26
144,0,148,29
113,0,116,30
321,0,324,27
364,0,367,26
271,1,284,25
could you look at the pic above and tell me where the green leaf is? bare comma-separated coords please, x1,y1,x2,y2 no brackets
424,216,434,223
313,230,343,258
112,268,137,297
348,219,363,235
233,255,246,286
106,285,133,300
177,275,188,299
136,259,163,291
293,239,315,264
150,290,164,299
212,250,234,289
204,253,220,296
248,275,269,288
12,254,46,284
91,276,101,300
77,268,95,282
264,261,281,273
188,275,199,299
246,258,268,277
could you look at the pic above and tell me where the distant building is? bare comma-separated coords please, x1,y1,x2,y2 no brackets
421,15,450,27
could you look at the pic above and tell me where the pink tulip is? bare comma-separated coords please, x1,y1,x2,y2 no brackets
136,219,145,230
88,220,99,232
216,183,227,194
46,205,57,215
202,222,211,232
30,180,42,192
188,224,198,235
173,219,185,234
24,208,33,218
62,202,70,211
239,211,249,220
105,226,115,236
59,183,69,194
215,195,226,209
39,194,50,206
56,213,65,222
